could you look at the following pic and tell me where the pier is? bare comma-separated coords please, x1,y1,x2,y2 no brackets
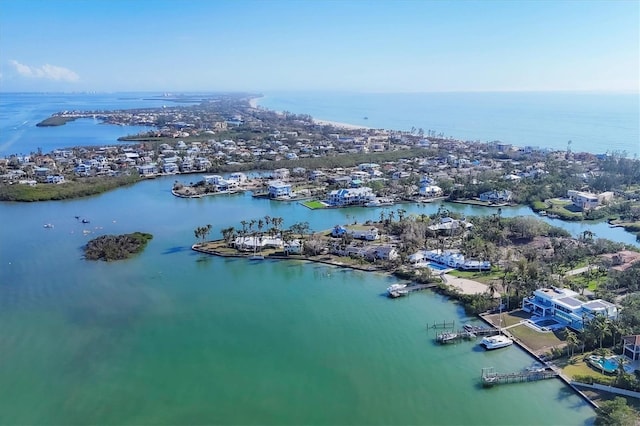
387,283,436,298
436,330,477,343
481,367,558,387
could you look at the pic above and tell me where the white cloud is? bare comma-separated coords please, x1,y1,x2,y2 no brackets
9,60,79,82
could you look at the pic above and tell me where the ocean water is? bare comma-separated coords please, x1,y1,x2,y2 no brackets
258,91,640,156
1,92,634,424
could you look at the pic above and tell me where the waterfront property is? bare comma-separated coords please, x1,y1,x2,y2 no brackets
567,190,614,210
331,225,379,241
521,287,618,331
327,187,375,206
409,249,491,271
622,335,640,361
267,180,292,198
479,189,513,203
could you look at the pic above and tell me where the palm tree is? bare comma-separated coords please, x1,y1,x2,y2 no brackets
590,315,612,349
565,329,579,358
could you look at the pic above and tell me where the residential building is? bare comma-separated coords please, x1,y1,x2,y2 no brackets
622,335,640,361
327,187,375,206
331,225,380,241
268,180,292,198
567,190,614,210
479,189,513,203
521,287,618,331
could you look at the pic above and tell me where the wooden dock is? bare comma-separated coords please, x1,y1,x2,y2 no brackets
436,330,477,344
481,367,558,387
388,283,436,298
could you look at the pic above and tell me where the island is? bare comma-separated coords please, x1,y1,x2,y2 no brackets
84,232,153,261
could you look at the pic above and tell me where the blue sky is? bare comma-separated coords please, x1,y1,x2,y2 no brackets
0,0,638,92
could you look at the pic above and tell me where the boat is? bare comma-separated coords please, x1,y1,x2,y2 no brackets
82,219,90,223
248,254,264,260
480,334,513,350
43,223,54,228
437,332,458,343
387,283,407,294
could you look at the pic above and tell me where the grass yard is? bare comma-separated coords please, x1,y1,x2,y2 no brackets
302,200,326,209
508,324,564,352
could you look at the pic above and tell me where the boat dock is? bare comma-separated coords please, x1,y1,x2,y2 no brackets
388,283,436,298
481,367,558,387
436,330,477,343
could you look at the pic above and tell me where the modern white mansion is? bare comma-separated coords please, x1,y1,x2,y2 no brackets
522,287,617,331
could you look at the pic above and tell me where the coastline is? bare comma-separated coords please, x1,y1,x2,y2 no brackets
251,95,369,130
312,118,370,130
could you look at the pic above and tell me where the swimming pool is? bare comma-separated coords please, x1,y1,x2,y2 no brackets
588,355,635,374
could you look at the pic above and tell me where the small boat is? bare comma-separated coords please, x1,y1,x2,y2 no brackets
387,283,407,294
43,223,54,229
82,219,90,224
437,332,458,343
480,334,513,350
248,254,264,260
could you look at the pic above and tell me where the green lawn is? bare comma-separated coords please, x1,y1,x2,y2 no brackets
302,200,326,209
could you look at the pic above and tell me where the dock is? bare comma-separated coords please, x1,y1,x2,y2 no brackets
436,330,477,343
387,283,436,298
481,367,558,387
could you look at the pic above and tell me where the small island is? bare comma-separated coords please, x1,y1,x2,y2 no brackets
84,232,153,261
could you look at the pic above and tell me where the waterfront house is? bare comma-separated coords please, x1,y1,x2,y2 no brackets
479,189,513,203
268,180,292,198
327,187,375,206
365,245,398,261
622,335,640,361
284,239,303,255
331,225,380,241
567,190,614,210
521,287,618,331
137,164,158,176
46,175,65,184
419,184,443,197
410,249,490,271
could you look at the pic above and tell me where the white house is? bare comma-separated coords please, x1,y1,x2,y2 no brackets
410,249,491,271
428,217,473,233
284,239,303,255
622,335,640,361
521,287,618,331
567,190,614,210
479,189,513,203
419,185,443,198
327,187,375,206
331,225,380,241
268,180,292,198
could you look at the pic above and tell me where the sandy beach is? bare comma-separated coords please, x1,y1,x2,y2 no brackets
312,118,369,130
248,97,260,108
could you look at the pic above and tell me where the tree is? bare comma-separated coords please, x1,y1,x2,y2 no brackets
564,329,579,358
595,397,638,426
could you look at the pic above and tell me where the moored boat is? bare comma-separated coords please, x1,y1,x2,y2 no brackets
480,334,513,350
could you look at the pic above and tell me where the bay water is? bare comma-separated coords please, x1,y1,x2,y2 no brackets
3,92,638,424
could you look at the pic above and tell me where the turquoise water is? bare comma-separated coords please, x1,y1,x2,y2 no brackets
3,92,637,424
0,181,597,424
258,91,640,156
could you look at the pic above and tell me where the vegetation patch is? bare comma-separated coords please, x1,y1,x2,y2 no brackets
36,116,78,127
0,174,141,202
302,200,326,209
84,232,153,261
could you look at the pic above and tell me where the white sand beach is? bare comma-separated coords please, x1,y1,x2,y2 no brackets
313,118,369,130
248,97,260,108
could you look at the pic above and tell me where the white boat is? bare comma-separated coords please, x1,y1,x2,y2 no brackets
386,283,407,294
249,254,264,260
43,223,54,229
480,334,513,350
